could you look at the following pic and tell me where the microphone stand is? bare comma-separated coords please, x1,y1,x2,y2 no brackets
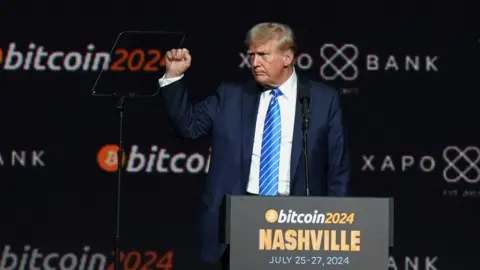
114,92,135,270
301,98,310,196
302,120,310,196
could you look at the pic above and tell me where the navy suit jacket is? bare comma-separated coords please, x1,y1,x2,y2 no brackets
160,74,351,263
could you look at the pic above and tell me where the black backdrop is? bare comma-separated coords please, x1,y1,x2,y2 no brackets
1,0,479,269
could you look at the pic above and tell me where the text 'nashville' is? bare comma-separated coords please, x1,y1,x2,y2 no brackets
259,229,360,251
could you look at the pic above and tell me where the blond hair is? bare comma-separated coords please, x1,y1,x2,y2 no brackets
245,22,297,53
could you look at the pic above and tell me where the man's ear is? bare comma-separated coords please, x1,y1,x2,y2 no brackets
283,50,294,67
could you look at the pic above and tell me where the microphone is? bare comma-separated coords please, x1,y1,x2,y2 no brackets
299,87,311,196
299,89,310,132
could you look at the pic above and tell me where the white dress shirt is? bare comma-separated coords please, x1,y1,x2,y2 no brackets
246,71,297,195
158,71,297,195
158,74,184,87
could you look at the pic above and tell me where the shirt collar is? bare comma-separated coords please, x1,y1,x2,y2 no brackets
272,69,297,100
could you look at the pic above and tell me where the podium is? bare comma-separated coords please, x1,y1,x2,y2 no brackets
221,195,394,270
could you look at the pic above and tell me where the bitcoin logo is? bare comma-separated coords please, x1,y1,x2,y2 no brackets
97,144,127,172
265,209,278,223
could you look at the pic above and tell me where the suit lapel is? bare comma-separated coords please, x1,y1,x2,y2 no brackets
290,75,312,188
241,82,261,190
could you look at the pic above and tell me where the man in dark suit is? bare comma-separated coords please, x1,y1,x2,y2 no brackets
158,22,351,270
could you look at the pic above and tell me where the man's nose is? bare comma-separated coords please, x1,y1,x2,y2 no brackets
250,55,260,67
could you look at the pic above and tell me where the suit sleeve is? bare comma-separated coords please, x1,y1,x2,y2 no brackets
326,90,351,196
159,76,224,139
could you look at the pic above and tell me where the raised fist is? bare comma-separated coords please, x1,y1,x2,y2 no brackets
165,48,191,78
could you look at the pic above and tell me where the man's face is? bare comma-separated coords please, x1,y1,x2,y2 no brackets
248,39,289,87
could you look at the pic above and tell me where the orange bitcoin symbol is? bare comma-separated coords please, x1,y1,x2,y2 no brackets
265,209,278,223
97,144,127,172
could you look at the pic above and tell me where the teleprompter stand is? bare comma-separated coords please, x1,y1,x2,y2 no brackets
114,92,134,270
94,90,139,270
91,30,185,270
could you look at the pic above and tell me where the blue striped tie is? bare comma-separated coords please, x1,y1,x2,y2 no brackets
259,88,282,196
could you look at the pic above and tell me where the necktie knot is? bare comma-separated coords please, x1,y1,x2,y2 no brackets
271,88,282,98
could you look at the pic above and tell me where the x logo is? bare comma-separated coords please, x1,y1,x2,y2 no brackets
238,52,250,68
320,44,359,81
443,146,480,183
361,155,374,171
